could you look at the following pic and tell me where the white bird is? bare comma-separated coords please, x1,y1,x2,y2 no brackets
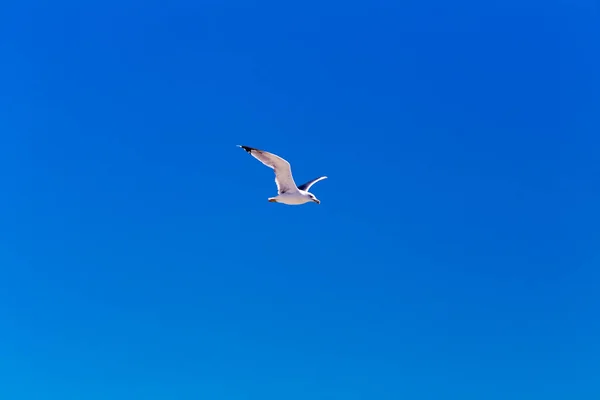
237,145,327,205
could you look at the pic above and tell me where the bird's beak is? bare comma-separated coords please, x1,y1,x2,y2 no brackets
313,199,320,204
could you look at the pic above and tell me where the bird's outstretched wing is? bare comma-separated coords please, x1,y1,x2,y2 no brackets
238,145,299,194
297,176,327,191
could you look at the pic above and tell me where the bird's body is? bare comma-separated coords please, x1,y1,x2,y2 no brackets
268,190,316,205
238,145,327,205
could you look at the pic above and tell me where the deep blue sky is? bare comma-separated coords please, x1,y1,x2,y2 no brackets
1,1,599,399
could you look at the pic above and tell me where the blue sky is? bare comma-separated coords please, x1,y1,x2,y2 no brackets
1,1,599,399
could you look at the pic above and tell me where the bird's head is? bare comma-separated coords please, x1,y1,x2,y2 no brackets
308,193,320,204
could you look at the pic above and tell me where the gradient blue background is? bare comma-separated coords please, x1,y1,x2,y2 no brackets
1,1,599,399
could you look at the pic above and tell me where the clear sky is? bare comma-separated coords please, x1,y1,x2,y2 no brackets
1,1,599,399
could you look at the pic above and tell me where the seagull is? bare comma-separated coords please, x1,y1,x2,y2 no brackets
237,145,327,205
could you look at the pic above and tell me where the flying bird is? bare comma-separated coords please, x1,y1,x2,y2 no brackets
237,145,327,205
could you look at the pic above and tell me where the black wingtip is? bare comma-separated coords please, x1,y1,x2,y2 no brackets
237,145,253,154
